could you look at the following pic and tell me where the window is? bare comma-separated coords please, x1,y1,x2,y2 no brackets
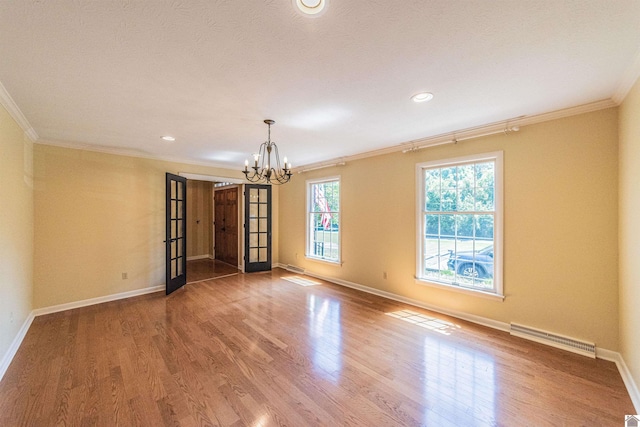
307,177,340,263
416,152,503,297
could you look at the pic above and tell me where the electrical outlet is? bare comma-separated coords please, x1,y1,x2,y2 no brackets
122,272,128,279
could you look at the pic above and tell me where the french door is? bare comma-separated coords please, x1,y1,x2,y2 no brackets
244,184,272,272
165,173,187,294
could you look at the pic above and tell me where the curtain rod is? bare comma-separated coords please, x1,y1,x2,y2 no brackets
402,126,520,154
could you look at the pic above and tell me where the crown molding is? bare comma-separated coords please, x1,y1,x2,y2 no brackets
0,81,38,142
35,138,240,172
294,98,618,172
612,47,640,105
38,98,617,175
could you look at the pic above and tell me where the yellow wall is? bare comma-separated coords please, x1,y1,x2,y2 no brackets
187,180,213,258
33,144,276,308
0,104,33,359
279,108,620,350
619,76,640,398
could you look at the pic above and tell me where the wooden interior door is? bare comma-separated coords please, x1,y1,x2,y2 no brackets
214,187,238,266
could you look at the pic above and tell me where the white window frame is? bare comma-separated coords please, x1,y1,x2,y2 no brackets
306,176,341,264
415,151,504,300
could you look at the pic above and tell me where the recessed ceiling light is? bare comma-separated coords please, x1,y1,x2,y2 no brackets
411,92,434,103
293,0,327,16
161,136,175,141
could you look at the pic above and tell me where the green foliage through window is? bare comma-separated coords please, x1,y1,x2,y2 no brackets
420,159,498,292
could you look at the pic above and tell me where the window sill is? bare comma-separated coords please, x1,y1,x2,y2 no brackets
415,277,505,301
305,255,342,266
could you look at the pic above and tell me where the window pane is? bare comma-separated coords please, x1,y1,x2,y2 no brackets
440,214,455,239
441,167,457,211
424,235,441,272
328,182,339,212
476,214,494,241
441,188,456,211
475,162,495,211
456,214,474,239
249,203,258,218
424,169,441,212
457,164,475,211
425,214,439,236
330,213,339,231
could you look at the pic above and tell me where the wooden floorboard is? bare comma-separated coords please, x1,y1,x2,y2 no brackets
186,259,238,284
0,268,634,426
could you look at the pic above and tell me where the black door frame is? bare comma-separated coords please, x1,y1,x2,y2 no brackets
165,173,187,294
244,184,272,273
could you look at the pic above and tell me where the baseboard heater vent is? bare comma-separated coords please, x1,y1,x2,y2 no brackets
285,264,305,274
510,323,596,358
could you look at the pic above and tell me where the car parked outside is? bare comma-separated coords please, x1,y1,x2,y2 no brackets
447,244,493,279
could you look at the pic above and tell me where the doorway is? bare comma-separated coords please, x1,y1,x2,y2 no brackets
184,180,239,284
214,187,239,266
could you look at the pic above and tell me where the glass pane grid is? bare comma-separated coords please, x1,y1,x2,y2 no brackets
308,180,340,262
422,161,496,291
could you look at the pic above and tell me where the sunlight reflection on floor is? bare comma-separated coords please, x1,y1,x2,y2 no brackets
386,309,461,335
282,275,321,286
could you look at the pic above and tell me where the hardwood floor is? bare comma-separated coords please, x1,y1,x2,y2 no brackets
0,269,634,426
186,259,238,284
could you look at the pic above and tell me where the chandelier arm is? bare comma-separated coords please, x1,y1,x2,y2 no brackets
259,142,268,171
272,142,282,172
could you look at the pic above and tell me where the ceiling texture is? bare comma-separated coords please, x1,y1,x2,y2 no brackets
1,0,640,169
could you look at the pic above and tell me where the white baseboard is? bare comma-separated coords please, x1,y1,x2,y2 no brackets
32,285,164,317
0,312,35,382
282,266,640,411
597,348,640,413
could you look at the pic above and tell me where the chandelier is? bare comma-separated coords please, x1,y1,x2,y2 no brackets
242,119,292,185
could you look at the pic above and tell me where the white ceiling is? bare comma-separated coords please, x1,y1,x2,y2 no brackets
1,1,639,169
